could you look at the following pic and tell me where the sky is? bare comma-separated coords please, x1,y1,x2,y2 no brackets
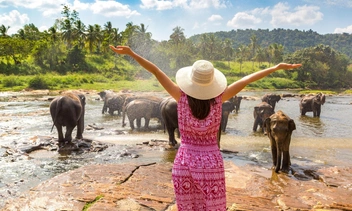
0,0,351,41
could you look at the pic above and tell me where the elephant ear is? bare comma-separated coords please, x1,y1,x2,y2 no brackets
288,119,296,131
321,94,326,105
264,118,271,134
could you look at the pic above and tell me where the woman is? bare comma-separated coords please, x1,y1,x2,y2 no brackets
109,45,301,210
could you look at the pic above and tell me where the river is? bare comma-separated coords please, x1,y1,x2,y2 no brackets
0,90,351,208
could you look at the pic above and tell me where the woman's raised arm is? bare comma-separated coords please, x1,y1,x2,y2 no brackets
222,63,302,102
109,45,181,101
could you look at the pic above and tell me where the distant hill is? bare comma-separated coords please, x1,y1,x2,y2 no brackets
189,28,352,59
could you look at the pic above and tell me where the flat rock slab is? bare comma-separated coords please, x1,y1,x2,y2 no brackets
3,162,352,211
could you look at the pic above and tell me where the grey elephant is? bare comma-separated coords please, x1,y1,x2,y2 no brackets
160,97,179,146
106,93,131,115
300,93,326,117
220,97,236,132
233,95,243,114
50,92,86,144
122,95,162,110
265,110,296,173
122,99,162,130
261,93,281,110
253,102,274,133
98,90,115,114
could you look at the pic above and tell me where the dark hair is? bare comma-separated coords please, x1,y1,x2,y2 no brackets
187,95,216,120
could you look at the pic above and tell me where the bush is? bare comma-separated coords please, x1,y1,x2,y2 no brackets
2,75,23,87
28,76,49,89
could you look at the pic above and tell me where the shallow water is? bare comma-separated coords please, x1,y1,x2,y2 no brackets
1,90,352,167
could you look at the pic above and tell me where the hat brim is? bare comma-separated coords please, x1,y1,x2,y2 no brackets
176,66,227,100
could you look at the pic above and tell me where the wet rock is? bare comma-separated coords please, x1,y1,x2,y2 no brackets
2,162,352,211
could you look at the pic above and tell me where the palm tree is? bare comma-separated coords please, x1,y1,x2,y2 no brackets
199,34,209,59
236,44,249,74
61,18,74,49
110,28,122,46
0,25,10,37
86,25,96,53
268,43,284,64
123,22,137,45
169,26,185,46
250,34,258,70
94,24,103,53
223,39,234,67
74,20,86,49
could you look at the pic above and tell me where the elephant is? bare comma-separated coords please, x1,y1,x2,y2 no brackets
253,102,275,133
261,93,281,110
300,93,326,117
233,95,243,114
220,98,236,132
106,93,131,116
50,92,86,144
220,96,244,132
98,90,115,114
122,99,163,130
265,110,296,173
160,97,179,146
122,95,162,110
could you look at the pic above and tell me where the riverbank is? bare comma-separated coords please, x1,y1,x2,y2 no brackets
2,160,352,211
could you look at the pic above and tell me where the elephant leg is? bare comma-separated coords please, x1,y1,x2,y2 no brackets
271,144,278,168
317,108,321,117
253,119,259,131
300,108,305,116
281,151,290,173
65,126,75,142
56,125,64,143
129,119,135,130
168,128,177,146
136,118,141,128
223,115,229,132
76,119,83,139
144,118,150,129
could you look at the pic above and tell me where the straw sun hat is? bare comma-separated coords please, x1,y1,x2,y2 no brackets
176,60,227,100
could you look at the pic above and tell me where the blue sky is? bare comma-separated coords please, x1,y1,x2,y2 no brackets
0,0,351,41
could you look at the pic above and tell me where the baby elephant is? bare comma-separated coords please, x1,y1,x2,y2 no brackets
265,110,296,173
50,92,86,144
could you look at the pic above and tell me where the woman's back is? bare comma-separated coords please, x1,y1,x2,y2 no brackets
178,91,222,147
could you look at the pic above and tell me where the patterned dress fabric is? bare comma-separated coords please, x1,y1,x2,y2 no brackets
172,91,226,211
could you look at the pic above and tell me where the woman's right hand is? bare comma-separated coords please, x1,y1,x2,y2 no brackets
109,45,134,56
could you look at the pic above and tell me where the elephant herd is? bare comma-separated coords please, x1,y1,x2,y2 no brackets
49,90,326,173
251,92,326,173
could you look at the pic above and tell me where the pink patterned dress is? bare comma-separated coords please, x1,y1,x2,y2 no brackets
172,91,226,211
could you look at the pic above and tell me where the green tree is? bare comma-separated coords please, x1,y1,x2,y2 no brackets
223,39,234,67
0,25,10,37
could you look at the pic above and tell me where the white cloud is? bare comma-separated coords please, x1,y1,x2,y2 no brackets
0,10,29,34
140,0,227,10
72,0,90,11
140,0,174,10
208,14,223,22
334,25,352,34
90,0,140,18
227,12,262,28
271,3,323,27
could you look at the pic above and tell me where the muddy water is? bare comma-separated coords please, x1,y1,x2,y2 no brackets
0,90,352,207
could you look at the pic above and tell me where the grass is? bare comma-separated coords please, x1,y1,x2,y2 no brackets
82,195,104,211
1,60,351,94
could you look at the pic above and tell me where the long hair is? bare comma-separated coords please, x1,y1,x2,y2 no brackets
187,95,216,120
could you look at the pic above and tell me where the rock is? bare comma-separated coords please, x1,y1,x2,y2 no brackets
2,162,352,211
